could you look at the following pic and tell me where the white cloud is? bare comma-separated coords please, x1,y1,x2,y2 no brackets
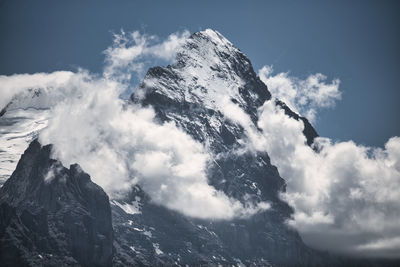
103,29,190,83
258,65,341,122
0,71,74,110
36,70,268,220
253,99,400,258
0,29,191,110
356,237,400,258
216,89,400,257
44,162,62,183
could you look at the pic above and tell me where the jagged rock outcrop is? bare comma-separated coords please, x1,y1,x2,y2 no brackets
0,139,113,267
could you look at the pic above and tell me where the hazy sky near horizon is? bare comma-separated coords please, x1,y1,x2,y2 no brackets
0,0,399,147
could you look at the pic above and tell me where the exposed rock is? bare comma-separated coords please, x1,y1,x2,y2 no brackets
0,139,113,267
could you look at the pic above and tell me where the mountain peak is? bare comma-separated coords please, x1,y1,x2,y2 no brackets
175,29,251,74
190,29,234,49
137,29,270,119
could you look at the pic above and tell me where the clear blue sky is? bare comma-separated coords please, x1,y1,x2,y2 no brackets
1,0,398,147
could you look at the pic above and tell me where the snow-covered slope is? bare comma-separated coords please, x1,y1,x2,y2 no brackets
0,83,77,184
136,29,270,111
0,106,49,184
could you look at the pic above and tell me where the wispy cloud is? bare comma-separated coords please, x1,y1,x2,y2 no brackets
258,65,341,122
0,71,74,110
103,29,190,83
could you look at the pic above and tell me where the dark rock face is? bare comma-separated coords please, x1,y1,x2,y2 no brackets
112,188,331,267
0,139,113,267
275,99,318,146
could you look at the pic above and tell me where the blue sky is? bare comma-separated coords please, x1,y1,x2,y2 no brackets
0,0,399,147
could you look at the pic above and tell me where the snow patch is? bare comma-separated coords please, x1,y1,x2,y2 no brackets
111,200,141,215
153,243,163,255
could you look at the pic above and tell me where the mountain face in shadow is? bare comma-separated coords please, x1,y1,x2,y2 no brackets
0,140,113,267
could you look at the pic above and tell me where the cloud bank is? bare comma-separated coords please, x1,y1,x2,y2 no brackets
215,69,399,257
258,65,341,122
38,72,268,219
254,100,400,258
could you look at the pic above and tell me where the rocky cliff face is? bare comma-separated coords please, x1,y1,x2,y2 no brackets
0,139,113,267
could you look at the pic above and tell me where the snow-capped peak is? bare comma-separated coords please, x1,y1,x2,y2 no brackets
178,29,240,67
137,29,270,117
